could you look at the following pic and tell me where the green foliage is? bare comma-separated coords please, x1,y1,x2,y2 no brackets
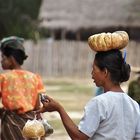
0,0,42,40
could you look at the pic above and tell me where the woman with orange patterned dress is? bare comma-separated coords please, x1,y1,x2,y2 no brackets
0,36,46,140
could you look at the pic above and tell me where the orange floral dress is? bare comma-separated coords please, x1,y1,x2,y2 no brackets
0,70,46,114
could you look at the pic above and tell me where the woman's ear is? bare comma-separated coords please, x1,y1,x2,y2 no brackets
104,68,108,77
9,56,17,66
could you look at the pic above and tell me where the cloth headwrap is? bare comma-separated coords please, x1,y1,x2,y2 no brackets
0,36,25,52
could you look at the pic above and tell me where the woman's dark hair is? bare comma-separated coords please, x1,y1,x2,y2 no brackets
95,49,131,84
1,47,28,65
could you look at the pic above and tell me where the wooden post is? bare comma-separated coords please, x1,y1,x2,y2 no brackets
61,29,66,40
76,30,81,41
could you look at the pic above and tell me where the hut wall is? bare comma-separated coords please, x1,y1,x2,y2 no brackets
23,40,94,78
0,40,139,78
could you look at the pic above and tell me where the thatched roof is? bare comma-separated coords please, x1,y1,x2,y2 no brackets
39,0,140,30
39,0,140,40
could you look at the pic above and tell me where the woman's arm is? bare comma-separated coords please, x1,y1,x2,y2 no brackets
58,104,89,140
39,96,89,140
34,94,41,110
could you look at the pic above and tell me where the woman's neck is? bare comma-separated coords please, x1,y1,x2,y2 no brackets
10,65,22,70
104,82,124,93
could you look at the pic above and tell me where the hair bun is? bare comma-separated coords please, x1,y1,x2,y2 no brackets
88,31,129,52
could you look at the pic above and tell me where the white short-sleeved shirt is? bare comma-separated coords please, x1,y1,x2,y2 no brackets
78,91,140,140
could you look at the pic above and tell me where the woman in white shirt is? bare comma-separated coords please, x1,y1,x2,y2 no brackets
38,49,140,140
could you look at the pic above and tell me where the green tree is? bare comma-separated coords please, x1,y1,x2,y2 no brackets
0,0,42,40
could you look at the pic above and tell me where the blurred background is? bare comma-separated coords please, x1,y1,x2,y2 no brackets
0,0,140,139
0,0,140,78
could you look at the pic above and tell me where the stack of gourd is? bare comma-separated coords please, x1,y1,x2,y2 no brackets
88,31,129,52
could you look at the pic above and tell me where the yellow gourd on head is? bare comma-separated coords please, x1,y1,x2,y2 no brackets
88,31,129,52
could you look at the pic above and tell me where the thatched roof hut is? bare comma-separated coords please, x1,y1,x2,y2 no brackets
39,0,140,40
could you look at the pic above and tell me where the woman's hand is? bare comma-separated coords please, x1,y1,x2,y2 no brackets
37,95,62,113
36,95,89,140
